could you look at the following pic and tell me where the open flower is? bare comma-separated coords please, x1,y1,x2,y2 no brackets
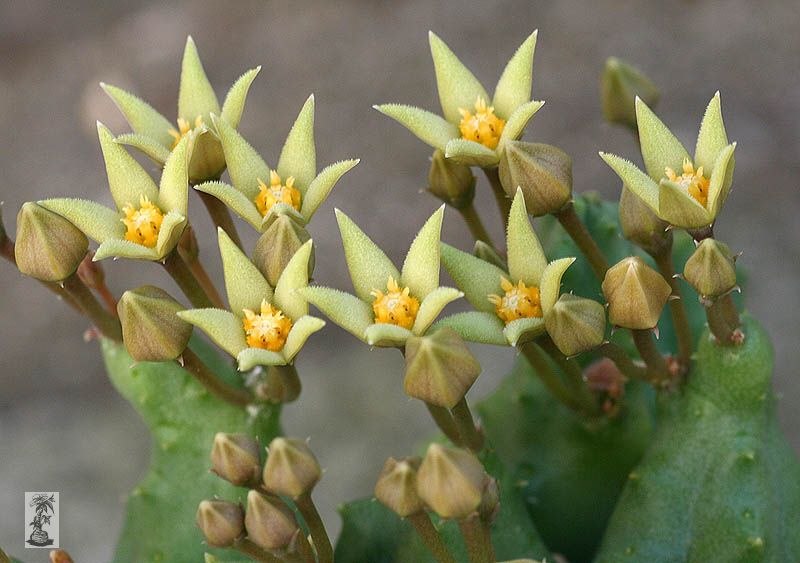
39,123,190,262
600,93,736,229
193,95,358,232
101,36,260,183
435,188,575,346
374,30,543,168
298,206,462,348
177,228,324,371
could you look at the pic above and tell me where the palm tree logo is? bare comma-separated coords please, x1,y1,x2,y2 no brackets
27,493,55,546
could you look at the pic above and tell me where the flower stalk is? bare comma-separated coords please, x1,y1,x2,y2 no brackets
631,329,670,385
177,227,225,309
295,492,333,563
483,167,510,229
519,341,586,413
62,272,122,341
652,247,692,367
451,398,484,451
181,348,252,406
458,203,495,249
597,341,649,382
458,512,496,563
197,189,244,250
162,250,215,309
554,201,609,281
537,335,600,415
232,538,282,563
408,512,456,563
706,293,742,346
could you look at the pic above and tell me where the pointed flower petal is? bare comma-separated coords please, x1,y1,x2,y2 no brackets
178,36,220,121
444,139,499,167
297,286,372,342
507,189,547,285
539,257,575,316
301,159,359,220
503,317,545,346
177,308,248,357
220,66,261,129
694,92,729,173
500,100,545,144
440,243,505,313
283,315,326,363
373,104,458,150
336,209,399,302
115,133,171,164
237,348,287,370
401,206,444,300
100,83,174,148
412,286,463,336
194,181,262,231
707,142,737,218
154,211,186,258
97,123,159,210
430,311,506,346
218,228,272,313
365,323,413,348
212,114,270,200
157,136,190,215
493,30,538,119
658,179,712,228
599,152,660,212
635,98,690,180
38,198,123,243
429,31,490,123
274,240,313,320
277,94,316,191
94,238,158,262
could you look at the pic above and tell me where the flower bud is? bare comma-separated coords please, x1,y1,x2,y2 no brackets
117,285,193,362
416,443,486,519
404,328,481,409
545,294,606,356
253,215,313,287
49,550,74,563
473,240,506,270
600,57,659,130
262,438,321,498
478,476,500,525
618,186,671,256
210,432,261,486
428,149,476,209
244,490,298,550
253,365,302,404
498,141,572,217
15,202,87,282
602,257,672,329
683,239,737,299
189,130,225,184
374,457,425,517
196,499,244,548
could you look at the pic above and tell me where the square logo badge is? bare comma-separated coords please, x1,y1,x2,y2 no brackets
24,492,59,548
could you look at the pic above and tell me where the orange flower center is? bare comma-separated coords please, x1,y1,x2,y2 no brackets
664,158,710,207
458,97,505,150
255,171,302,217
488,277,542,324
168,115,203,149
121,195,164,248
242,300,293,351
371,276,420,329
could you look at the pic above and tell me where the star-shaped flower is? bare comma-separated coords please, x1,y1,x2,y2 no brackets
298,206,462,348
101,36,260,183
194,95,359,232
177,228,324,370
39,123,190,262
434,188,575,347
375,30,543,168
600,93,737,229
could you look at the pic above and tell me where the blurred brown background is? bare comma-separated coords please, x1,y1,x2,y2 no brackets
1,0,799,560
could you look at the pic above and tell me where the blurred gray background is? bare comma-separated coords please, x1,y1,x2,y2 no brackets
2,0,799,560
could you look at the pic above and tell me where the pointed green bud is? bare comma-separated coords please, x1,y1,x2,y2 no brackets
210,432,261,487
498,141,572,217
600,57,659,130
117,285,192,362
253,215,313,287
196,499,244,548
684,238,737,299
374,456,425,517
253,365,302,404
428,149,476,209
602,256,672,329
15,202,88,282
545,294,606,356
417,443,486,519
244,490,299,550
404,328,481,409
262,437,321,498
619,185,671,256
473,240,507,270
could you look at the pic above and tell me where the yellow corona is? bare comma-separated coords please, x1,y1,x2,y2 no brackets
488,277,543,324
458,97,505,150
371,277,420,329
664,158,710,208
255,171,302,217
242,300,293,351
168,115,203,149
121,195,165,248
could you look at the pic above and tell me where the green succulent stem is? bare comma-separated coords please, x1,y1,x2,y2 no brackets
162,250,215,309
408,512,457,563
451,398,484,451
631,329,670,385
180,348,252,406
554,202,610,282
426,402,463,446
62,272,123,341
519,341,586,413
705,293,742,346
538,336,601,416
458,513,496,563
652,246,692,367
482,167,511,229
597,342,649,382
458,203,495,249
197,189,244,250
296,492,333,563
232,537,282,563
177,247,226,309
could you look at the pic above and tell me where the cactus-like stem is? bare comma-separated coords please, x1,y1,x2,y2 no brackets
197,190,244,250
458,512,496,563
232,537,282,563
554,202,610,282
181,348,252,407
426,403,463,445
482,167,511,229
458,203,495,249
451,398,484,451
408,512,457,563
62,272,123,341
652,247,692,367
631,329,670,385
706,294,742,346
295,493,333,563
162,250,214,309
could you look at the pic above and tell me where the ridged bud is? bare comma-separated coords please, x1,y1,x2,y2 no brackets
253,365,302,404
117,285,192,362
404,328,481,409
253,215,313,286
683,239,737,299
262,438,321,498
618,186,671,256
417,443,486,519
374,457,425,517
196,499,244,548
15,202,87,282
600,57,659,130
602,257,672,329
428,149,476,209
473,240,506,270
545,294,606,356
498,141,572,217
210,432,261,486
244,490,298,550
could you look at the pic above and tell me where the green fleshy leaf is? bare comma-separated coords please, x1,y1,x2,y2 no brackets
178,36,220,122
635,97,690,181
220,66,261,129
193,181,262,231
273,240,313,320
94,238,158,262
298,286,373,342
401,206,444,300
429,31,490,124
100,83,174,148
364,323,413,347
301,159,359,220
38,198,123,243
97,122,159,210
218,228,272,314
336,209,400,302
444,138,499,167
707,142,737,218
440,242,505,313
283,315,326,362
373,104,458,150
277,94,316,191
599,152,659,212
539,257,575,316
157,136,190,215
503,316,545,346
212,114,270,200
694,92,729,173
430,311,506,346
116,133,171,164
499,100,545,143
493,30,538,118
154,211,186,258
412,286,463,335
237,347,287,370
507,189,547,285
658,179,712,228
177,308,248,357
